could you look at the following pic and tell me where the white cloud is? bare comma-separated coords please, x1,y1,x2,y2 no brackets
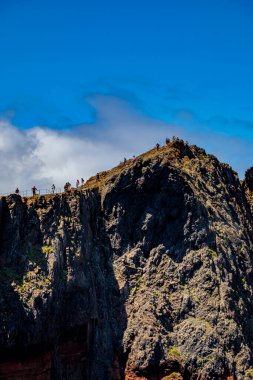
0,96,180,194
0,95,251,195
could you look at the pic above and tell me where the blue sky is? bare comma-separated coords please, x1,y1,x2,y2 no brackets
0,0,253,190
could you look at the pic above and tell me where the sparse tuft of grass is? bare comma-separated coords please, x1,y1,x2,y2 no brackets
208,248,217,257
245,369,253,379
168,346,183,361
41,245,54,256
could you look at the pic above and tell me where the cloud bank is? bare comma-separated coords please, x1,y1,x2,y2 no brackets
0,95,251,194
0,96,179,193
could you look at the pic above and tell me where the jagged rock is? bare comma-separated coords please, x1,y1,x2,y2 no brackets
1,140,253,379
245,167,253,191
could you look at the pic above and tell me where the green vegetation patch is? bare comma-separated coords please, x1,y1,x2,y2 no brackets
41,245,54,256
15,271,52,305
208,248,217,257
168,346,183,361
245,369,253,379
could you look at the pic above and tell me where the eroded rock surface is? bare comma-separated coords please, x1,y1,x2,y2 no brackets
1,139,253,379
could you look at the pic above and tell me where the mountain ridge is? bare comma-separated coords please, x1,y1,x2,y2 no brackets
1,138,253,380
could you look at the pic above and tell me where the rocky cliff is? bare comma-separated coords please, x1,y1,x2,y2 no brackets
1,139,253,380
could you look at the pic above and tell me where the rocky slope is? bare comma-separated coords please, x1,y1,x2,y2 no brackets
1,139,253,379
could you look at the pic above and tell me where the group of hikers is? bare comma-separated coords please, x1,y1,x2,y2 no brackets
63,177,84,192
14,179,85,196
13,138,176,197
14,179,86,197
15,185,55,196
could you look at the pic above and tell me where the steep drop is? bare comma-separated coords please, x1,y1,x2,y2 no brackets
1,140,253,379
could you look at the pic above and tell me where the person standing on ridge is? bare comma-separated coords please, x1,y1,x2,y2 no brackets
81,178,84,186
156,143,160,151
76,179,80,188
32,186,38,196
64,182,71,192
51,184,55,194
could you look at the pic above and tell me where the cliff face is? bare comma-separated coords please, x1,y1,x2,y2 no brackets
1,140,253,380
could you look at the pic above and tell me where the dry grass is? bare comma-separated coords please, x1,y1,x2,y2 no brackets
82,144,180,191
0,142,187,204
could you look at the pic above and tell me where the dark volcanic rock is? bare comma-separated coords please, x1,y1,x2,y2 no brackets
1,139,253,380
245,167,253,191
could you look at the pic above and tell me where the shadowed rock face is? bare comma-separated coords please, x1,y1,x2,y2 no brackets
1,140,253,380
245,167,253,191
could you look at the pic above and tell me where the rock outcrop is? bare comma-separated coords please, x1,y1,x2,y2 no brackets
1,139,253,379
